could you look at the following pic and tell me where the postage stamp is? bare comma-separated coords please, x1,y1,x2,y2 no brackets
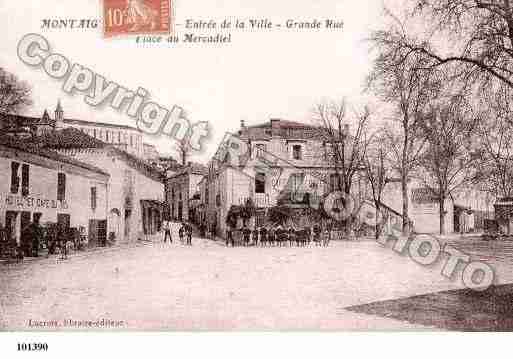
103,0,172,37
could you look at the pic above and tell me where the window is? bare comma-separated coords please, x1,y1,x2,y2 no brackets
292,145,302,160
21,164,29,196
106,131,110,142
57,172,66,201
93,129,97,138
255,172,266,194
10,161,20,194
289,173,305,191
130,135,133,147
91,187,97,210
255,143,266,158
118,131,121,143
205,187,209,205
329,173,341,192
216,193,221,207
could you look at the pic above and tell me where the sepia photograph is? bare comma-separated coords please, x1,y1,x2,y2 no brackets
2,0,513,356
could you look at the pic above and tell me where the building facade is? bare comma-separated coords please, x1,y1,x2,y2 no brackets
38,128,165,242
202,119,397,237
1,100,157,161
0,136,109,246
165,162,207,222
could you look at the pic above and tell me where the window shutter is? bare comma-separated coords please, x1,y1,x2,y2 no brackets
10,162,20,194
57,173,66,201
91,187,97,210
21,164,29,196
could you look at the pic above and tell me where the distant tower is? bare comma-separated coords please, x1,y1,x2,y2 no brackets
40,109,52,135
55,99,64,129
41,109,50,123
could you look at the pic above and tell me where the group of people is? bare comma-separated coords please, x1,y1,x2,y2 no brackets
226,224,332,247
2,221,87,261
162,220,193,246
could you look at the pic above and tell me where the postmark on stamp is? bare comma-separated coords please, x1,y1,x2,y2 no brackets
103,0,172,37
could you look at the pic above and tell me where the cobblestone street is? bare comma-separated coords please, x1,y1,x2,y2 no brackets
2,235,513,331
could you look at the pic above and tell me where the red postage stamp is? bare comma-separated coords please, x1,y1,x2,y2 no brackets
103,0,172,37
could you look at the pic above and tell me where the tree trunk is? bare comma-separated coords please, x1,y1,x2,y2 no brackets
439,196,445,235
401,172,409,236
344,187,353,237
375,204,381,239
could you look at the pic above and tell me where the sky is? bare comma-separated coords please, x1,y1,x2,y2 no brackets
0,0,386,162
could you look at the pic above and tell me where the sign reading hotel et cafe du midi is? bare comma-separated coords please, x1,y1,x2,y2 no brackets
3,194,69,211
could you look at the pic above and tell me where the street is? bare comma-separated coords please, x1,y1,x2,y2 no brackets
2,235,513,330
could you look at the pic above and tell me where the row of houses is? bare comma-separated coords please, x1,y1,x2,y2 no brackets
166,118,493,237
1,103,494,246
0,102,166,248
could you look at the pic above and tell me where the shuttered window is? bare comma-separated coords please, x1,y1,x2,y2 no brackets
10,162,20,194
91,187,97,210
21,164,29,196
57,172,66,201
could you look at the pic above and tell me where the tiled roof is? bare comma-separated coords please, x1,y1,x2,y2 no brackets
63,118,141,132
241,119,331,141
36,127,107,149
36,128,164,182
0,113,55,128
0,135,109,176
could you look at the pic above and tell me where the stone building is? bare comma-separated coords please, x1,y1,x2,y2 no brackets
202,118,400,237
165,162,207,222
37,128,165,242
1,100,160,161
0,135,109,246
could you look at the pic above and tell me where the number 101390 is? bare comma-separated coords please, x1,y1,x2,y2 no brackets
17,343,48,352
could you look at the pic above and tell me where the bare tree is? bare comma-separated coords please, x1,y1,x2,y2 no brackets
377,1,513,91
0,68,32,115
416,97,481,234
312,99,372,233
367,23,442,234
364,131,390,239
312,99,371,197
475,84,513,199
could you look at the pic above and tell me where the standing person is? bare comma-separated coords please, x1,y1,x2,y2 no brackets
322,228,331,247
268,225,275,247
242,225,251,247
252,227,259,246
259,226,267,247
178,223,185,244
226,228,232,247
31,221,43,257
163,219,172,243
313,223,321,246
288,225,296,247
186,222,193,245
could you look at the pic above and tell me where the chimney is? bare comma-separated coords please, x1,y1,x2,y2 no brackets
270,118,281,137
238,119,246,136
270,118,280,128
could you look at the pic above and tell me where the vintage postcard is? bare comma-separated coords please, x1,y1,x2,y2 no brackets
1,0,513,356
